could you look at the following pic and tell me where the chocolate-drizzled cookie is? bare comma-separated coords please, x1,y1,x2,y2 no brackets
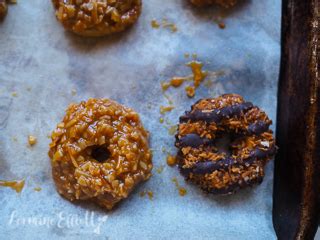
175,94,276,194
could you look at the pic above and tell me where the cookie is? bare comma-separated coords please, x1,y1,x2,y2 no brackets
175,94,276,194
52,0,142,37
49,98,152,209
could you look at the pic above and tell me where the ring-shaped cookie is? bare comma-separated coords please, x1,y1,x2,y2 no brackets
175,94,276,194
49,98,152,209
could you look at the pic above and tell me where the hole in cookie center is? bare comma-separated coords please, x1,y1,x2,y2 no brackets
215,135,233,156
91,145,110,163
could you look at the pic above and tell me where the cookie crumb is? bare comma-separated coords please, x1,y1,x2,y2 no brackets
179,187,187,196
11,92,18,97
34,187,42,192
140,190,153,200
162,19,178,32
151,19,160,28
151,18,178,32
161,82,171,91
160,106,175,115
147,191,153,200
185,86,195,98
161,77,186,92
28,135,37,146
171,178,187,197
167,155,177,166
218,22,226,29
170,77,185,87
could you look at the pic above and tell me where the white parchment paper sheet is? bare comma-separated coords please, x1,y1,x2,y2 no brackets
0,0,280,239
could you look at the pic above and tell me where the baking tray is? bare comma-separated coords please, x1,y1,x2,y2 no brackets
0,0,282,239
273,0,320,239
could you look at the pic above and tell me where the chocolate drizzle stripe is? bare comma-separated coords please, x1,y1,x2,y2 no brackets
177,121,271,148
176,134,214,148
180,102,254,123
187,145,277,175
247,121,270,135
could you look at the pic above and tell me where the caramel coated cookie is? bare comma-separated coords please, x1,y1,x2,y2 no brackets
52,0,142,37
175,94,276,194
49,98,152,209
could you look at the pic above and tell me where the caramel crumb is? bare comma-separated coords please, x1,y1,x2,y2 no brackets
161,82,171,91
161,78,186,92
170,77,185,87
151,19,160,28
179,187,187,196
11,92,18,97
171,178,187,197
160,106,175,115
151,19,178,32
156,165,164,174
0,180,25,193
162,19,178,32
140,190,153,200
185,86,195,98
166,155,177,166
28,135,37,146
218,22,226,29
147,191,153,200
34,187,42,192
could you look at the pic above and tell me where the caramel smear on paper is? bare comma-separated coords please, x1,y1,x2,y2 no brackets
161,60,209,98
0,179,25,193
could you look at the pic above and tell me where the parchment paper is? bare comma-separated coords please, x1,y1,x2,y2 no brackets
0,0,281,239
